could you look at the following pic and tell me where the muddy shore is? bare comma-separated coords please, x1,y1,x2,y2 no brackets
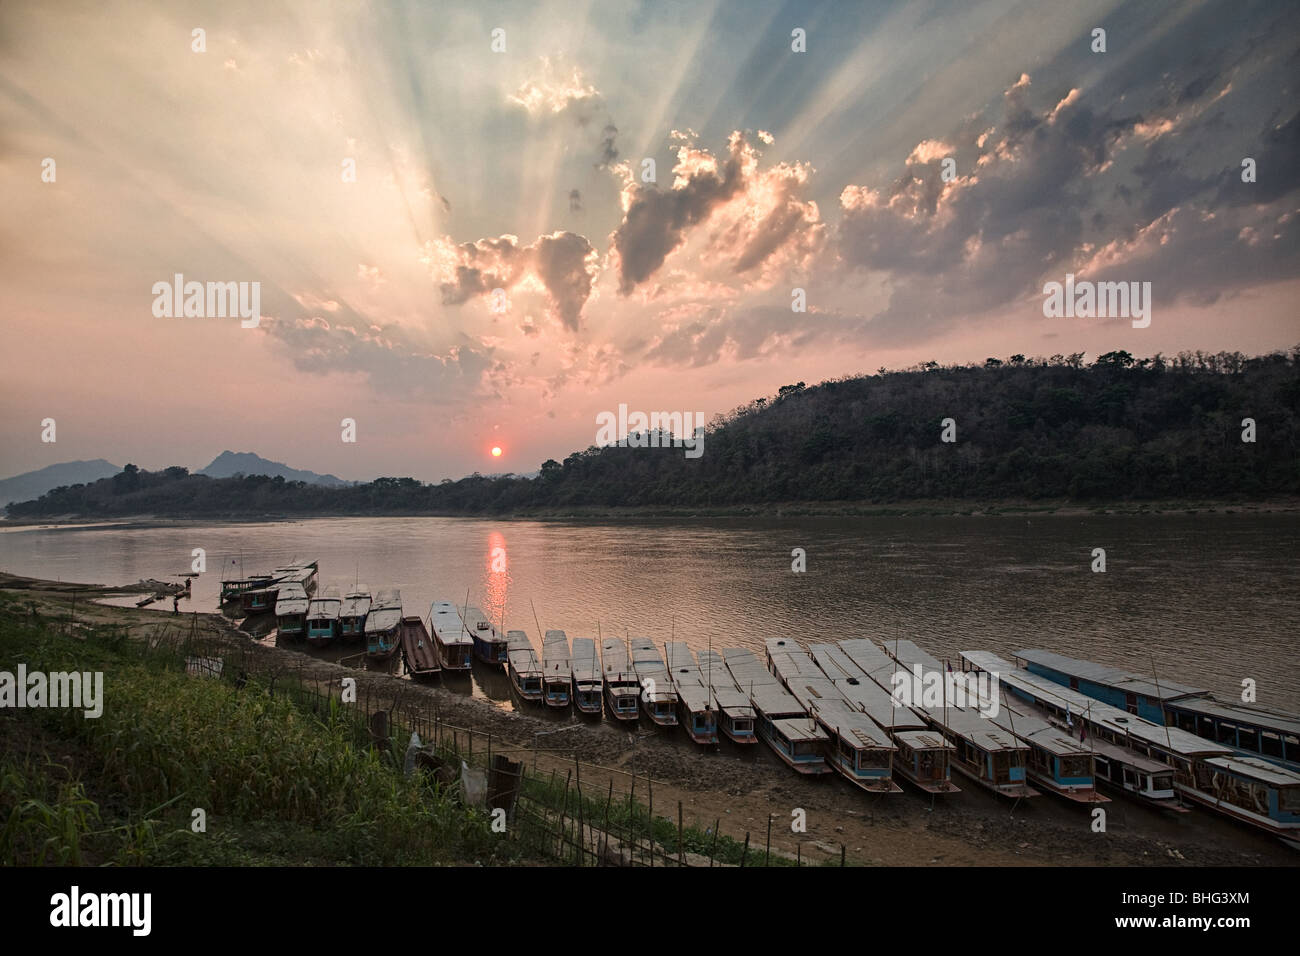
3,573,1294,867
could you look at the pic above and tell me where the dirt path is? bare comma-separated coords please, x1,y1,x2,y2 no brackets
5,576,1294,867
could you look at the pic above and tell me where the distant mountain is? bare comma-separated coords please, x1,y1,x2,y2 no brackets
0,459,121,507
197,451,352,487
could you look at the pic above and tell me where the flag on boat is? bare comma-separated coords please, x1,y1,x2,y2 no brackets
1066,703,1073,730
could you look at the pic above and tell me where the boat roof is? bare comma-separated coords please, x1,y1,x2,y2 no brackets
808,644,867,681
371,588,401,609
676,680,713,712
839,637,912,685
961,651,1232,759
1164,697,1300,738
430,602,474,646
1203,755,1300,787
832,677,928,731
810,698,895,749
506,631,543,677
600,638,633,678
307,597,341,620
938,707,1028,753
366,606,402,632
783,675,845,712
276,582,308,600
543,630,571,677
460,605,502,640
570,638,601,684
893,729,953,751
749,683,806,719
276,596,310,614
771,716,829,743
723,648,781,691
339,594,372,617
1014,648,1206,701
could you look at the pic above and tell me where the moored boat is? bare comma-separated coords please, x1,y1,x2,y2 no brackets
338,586,371,642
570,637,603,716
400,615,440,680
630,639,677,727
724,648,830,775
541,630,572,709
600,638,640,721
462,605,509,667
305,586,342,648
430,600,473,671
274,582,310,639
665,642,718,745
698,650,758,745
365,589,402,659
506,630,544,702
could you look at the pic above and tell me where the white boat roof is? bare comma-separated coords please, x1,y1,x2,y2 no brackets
570,638,601,684
366,606,402,632
832,677,929,731
460,606,503,641
1203,755,1300,787
506,630,543,677
543,630,572,678
339,594,372,618
371,588,401,610
601,638,633,679
723,648,780,691
808,644,867,681
749,683,806,719
276,593,310,614
1014,648,1206,701
771,716,829,743
276,582,308,601
676,680,713,713
810,698,895,749
839,638,910,684
893,729,954,751
1166,697,1300,738
430,601,473,646
307,596,341,620
960,651,1232,759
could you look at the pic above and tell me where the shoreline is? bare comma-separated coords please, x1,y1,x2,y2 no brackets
2,572,1294,867
4,496,1300,529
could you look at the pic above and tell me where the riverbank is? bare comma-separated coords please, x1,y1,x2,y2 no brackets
2,574,1293,867
5,495,1300,527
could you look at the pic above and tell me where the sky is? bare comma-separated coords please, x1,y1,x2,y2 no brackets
1,0,1297,482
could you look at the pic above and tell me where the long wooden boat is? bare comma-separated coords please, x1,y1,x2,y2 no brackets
724,648,830,775
244,561,319,616
338,586,371,642
570,637,603,716
400,615,440,680
240,584,278,616
812,642,958,794
305,586,342,648
600,638,640,721
965,652,1300,835
698,650,758,745
430,600,473,672
462,605,509,667
665,643,718,745
1015,648,1300,773
274,582,310,639
630,639,677,727
880,640,1037,799
506,630,544,702
766,638,898,792
541,630,572,709
365,589,402,660
220,572,274,605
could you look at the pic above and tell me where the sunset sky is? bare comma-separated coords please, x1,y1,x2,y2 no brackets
2,0,1297,482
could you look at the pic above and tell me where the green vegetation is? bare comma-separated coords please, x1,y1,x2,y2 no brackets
7,348,1298,517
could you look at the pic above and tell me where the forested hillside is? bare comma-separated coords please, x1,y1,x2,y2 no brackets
8,348,1298,517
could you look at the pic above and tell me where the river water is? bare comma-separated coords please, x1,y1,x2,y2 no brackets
2,513,1296,711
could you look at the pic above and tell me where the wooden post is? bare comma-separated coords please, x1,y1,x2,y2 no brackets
841,844,846,867
575,758,584,867
741,832,750,867
765,813,772,866
647,772,653,868
677,801,684,865
709,818,720,867
603,781,613,865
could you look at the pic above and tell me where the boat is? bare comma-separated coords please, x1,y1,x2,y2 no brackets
462,605,509,667
305,586,342,648
220,571,274,605
430,600,473,672
541,630,572,709
698,650,758,745
570,637,603,716
240,584,278,616
1015,648,1300,773
723,648,830,775
765,638,898,792
812,642,958,794
400,615,440,680
665,643,718,745
506,630,544,702
274,582,311,639
365,589,402,659
629,639,678,727
964,652,1300,835
599,638,640,721
338,586,371,642
243,560,319,616
880,639,1037,799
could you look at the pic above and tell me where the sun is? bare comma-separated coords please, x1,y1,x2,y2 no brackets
491,446,502,458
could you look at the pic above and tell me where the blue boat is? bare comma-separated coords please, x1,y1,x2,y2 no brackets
723,648,830,775
365,589,402,660
305,586,341,648
462,605,508,667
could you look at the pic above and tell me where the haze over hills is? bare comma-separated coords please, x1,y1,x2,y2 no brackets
197,451,353,487
0,459,120,507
